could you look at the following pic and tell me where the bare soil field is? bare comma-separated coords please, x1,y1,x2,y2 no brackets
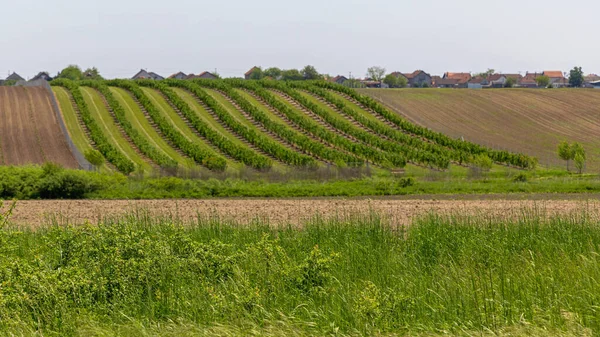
359,88,600,171
0,86,77,168
4,198,599,228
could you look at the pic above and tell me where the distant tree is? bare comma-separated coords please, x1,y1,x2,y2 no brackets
84,149,104,170
383,74,407,88
249,67,264,80
569,66,584,87
535,75,550,88
504,77,517,88
474,154,493,172
572,142,586,174
302,65,321,80
57,65,83,81
264,67,282,79
557,141,574,171
366,66,386,82
474,68,495,78
281,69,303,81
83,67,103,80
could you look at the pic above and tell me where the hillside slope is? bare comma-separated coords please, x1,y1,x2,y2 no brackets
0,86,78,168
359,89,600,171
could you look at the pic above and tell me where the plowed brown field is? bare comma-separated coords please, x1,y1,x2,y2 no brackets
359,89,600,171
4,198,599,228
0,86,77,168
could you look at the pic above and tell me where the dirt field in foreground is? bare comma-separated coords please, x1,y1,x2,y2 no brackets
3,199,599,228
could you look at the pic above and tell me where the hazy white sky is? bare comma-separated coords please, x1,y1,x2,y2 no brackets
1,0,597,79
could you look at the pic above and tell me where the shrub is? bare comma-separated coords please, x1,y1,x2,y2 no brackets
513,173,528,182
39,169,101,199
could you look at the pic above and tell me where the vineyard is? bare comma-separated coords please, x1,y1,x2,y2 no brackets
46,79,536,175
360,88,600,171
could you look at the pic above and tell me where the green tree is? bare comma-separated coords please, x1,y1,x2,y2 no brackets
281,69,303,81
569,66,584,87
474,68,495,78
83,67,104,80
249,67,264,80
557,141,574,171
1,79,16,86
571,142,586,173
504,77,517,88
366,66,386,82
84,149,105,170
535,75,550,88
474,154,493,172
302,65,321,80
264,67,282,79
383,74,407,88
57,65,83,81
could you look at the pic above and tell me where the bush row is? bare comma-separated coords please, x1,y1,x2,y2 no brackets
230,80,399,167
80,81,178,168
51,79,136,174
193,79,360,167
106,80,227,171
142,80,272,170
295,82,454,169
314,81,538,169
258,81,407,168
181,80,316,168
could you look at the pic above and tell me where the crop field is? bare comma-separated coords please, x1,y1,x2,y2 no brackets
359,88,600,171
0,86,78,168
47,79,537,176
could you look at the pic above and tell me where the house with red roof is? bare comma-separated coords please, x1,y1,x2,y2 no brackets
244,66,260,80
543,70,568,87
443,72,471,88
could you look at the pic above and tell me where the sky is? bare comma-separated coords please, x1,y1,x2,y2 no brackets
1,0,598,79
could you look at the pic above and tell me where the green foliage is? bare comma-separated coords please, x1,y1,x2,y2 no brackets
56,65,84,81
50,79,136,174
281,69,303,81
301,65,321,80
383,74,407,88
536,75,551,88
1,79,16,86
0,213,599,335
474,68,495,78
83,67,104,80
558,141,585,172
366,66,386,81
513,173,528,182
504,76,517,88
263,67,282,79
84,149,104,168
248,67,263,80
569,66,584,87
473,154,493,171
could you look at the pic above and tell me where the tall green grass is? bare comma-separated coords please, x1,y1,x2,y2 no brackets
0,207,599,336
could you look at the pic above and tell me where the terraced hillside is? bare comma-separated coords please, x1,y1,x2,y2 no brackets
49,79,536,174
359,88,600,171
0,85,79,168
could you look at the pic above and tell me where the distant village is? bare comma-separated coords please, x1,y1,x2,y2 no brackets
2,66,600,89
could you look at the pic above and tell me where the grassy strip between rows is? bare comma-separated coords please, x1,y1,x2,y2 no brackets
143,80,273,170
51,79,135,174
107,80,227,171
259,80,406,168
0,201,599,336
182,79,316,168
196,79,360,166
82,81,178,168
314,80,538,168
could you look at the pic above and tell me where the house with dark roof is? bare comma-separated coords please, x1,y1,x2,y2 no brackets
583,74,600,88
244,66,260,80
168,72,188,80
589,80,600,89
443,72,471,88
131,69,164,80
467,76,487,89
31,72,53,81
6,72,25,81
402,70,432,87
188,71,219,80
520,72,541,88
435,78,460,88
330,75,349,85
